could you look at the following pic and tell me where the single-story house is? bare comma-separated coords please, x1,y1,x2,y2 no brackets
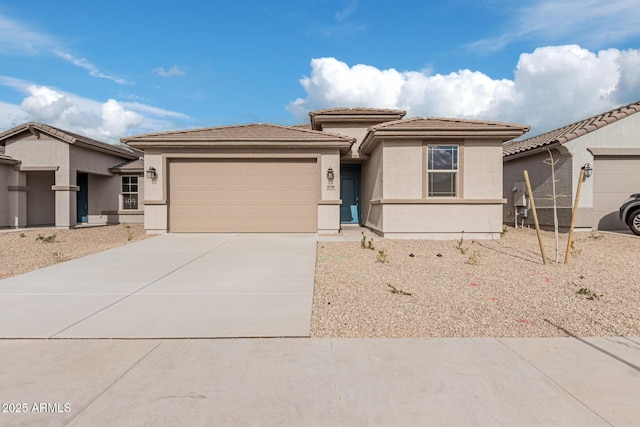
123,108,529,239
503,101,640,231
0,122,144,229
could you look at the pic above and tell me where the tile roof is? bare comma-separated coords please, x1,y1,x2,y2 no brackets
309,107,407,116
122,123,354,142
0,152,18,164
371,117,530,131
0,122,140,159
359,117,530,155
109,158,144,173
503,100,640,157
288,123,312,130
308,107,407,131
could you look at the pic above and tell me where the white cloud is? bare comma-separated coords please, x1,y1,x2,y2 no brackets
334,0,358,22
0,75,32,92
289,57,404,116
0,13,130,84
0,101,28,128
99,99,143,138
153,65,187,78
121,102,191,119
0,15,56,55
0,81,191,142
21,85,77,122
309,0,367,37
468,0,640,52
52,50,131,85
288,45,640,136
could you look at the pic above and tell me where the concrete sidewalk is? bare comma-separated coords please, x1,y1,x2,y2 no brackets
0,233,317,338
1,336,638,426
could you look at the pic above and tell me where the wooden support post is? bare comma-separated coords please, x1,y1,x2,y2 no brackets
523,170,547,265
564,168,586,264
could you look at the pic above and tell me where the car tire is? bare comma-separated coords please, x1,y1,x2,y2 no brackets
629,210,640,236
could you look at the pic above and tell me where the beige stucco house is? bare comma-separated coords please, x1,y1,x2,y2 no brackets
0,122,144,229
503,100,640,231
124,108,529,239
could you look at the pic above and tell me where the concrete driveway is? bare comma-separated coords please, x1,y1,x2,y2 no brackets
1,337,639,426
0,233,317,338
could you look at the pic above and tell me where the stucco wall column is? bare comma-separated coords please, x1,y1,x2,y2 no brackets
7,170,27,228
52,186,79,229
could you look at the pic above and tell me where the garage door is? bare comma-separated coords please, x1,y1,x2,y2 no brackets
593,156,640,230
169,159,318,232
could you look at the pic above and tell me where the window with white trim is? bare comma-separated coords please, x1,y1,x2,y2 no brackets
122,176,139,210
427,145,458,197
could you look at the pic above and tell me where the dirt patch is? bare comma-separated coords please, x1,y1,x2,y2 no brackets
312,227,640,338
0,224,152,279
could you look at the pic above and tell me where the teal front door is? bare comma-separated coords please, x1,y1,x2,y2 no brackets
340,165,361,224
76,172,88,223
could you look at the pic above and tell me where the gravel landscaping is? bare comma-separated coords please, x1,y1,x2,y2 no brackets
0,224,151,279
312,227,640,338
2,224,638,338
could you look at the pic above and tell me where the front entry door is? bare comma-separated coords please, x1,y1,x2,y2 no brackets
76,172,88,223
340,165,361,224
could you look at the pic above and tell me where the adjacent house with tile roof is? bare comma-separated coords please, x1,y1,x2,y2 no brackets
124,109,529,239
0,122,144,229
503,100,640,231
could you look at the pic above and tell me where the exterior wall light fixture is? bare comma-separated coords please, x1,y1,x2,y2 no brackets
146,166,157,179
582,163,593,178
327,167,335,181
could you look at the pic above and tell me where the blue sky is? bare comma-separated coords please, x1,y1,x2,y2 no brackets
1,0,640,142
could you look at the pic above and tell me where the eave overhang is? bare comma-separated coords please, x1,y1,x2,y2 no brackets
360,127,530,155
123,138,355,154
0,154,19,165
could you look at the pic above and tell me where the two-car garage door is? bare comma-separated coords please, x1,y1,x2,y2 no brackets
169,159,318,232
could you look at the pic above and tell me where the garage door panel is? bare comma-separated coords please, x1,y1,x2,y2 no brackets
593,157,640,230
169,159,318,232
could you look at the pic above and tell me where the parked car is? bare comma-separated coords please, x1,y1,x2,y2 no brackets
619,193,640,236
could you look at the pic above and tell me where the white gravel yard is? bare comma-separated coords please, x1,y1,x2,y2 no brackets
312,227,640,338
0,224,151,279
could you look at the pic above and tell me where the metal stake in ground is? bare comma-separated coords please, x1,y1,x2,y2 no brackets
523,170,547,265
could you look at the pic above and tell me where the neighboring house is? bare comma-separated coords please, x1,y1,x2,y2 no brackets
503,101,640,231
124,108,529,239
0,122,144,229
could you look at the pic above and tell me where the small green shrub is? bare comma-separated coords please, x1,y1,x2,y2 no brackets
576,287,601,300
123,223,134,241
376,248,388,263
456,231,467,255
36,233,57,243
388,284,411,296
466,250,481,265
570,240,582,256
360,232,374,250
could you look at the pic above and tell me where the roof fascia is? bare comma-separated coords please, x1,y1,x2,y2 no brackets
71,139,139,159
309,112,406,130
503,142,567,161
126,139,354,154
0,156,19,165
360,128,529,154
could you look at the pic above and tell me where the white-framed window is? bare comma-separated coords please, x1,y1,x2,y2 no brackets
427,145,458,197
122,176,139,210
